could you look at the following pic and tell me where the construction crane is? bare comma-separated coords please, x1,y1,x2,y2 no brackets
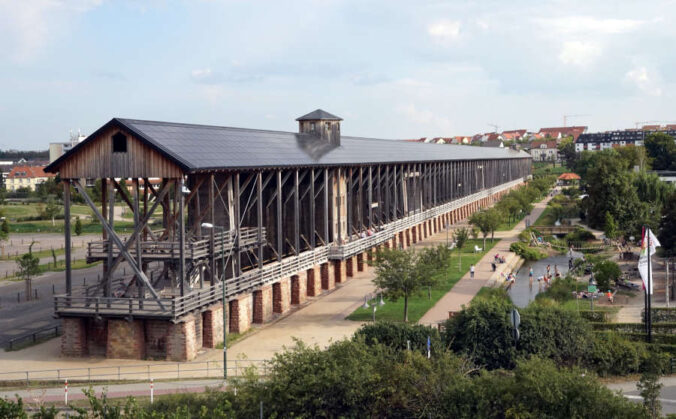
487,123,499,133
563,114,589,127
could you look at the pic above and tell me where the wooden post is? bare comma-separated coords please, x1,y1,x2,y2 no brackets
234,172,241,277
257,172,263,268
107,180,115,297
310,169,316,249
63,180,72,296
324,168,329,243
179,177,186,297
277,170,283,261
346,168,352,240
209,174,216,284
134,179,143,299
368,166,373,228
294,169,300,254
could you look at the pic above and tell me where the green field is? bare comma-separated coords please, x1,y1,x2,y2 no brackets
347,239,498,323
0,247,65,261
533,206,555,226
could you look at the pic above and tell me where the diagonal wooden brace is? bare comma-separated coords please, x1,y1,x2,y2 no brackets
73,180,166,310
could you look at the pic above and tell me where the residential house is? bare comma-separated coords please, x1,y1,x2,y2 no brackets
6,166,56,191
575,129,676,152
537,126,587,142
528,140,559,162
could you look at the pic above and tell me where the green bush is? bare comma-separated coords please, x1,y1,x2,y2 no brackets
564,226,596,243
442,296,516,370
535,276,578,302
591,322,676,335
643,307,676,323
519,305,593,366
578,310,610,322
585,331,648,376
509,241,547,261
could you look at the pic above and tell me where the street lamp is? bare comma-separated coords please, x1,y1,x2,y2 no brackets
201,222,227,380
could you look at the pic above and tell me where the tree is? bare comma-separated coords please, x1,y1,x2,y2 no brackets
16,242,40,301
42,198,62,226
604,211,618,239
417,245,450,299
644,132,676,171
74,216,83,236
469,208,501,249
371,248,424,322
592,259,622,291
659,192,676,256
453,227,469,272
557,137,577,168
637,354,664,419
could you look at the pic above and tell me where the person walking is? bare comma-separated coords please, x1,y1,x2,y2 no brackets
529,267,534,283
470,264,475,279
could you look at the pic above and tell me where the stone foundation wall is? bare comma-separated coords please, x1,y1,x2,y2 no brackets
166,314,200,361
106,319,146,359
145,320,169,359
306,266,322,296
273,277,291,314
321,262,335,290
230,293,252,334
253,286,273,323
291,272,307,305
202,304,224,348
61,318,87,357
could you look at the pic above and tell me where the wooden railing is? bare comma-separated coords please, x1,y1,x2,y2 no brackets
55,246,329,319
328,178,524,259
87,227,265,261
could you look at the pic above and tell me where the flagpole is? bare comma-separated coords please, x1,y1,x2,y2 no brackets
647,227,652,343
643,227,649,339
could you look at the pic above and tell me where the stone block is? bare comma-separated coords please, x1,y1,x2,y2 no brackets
166,315,200,361
345,256,356,277
202,304,224,348
321,262,335,290
356,253,365,272
334,260,347,284
61,317,87,357
306,266,322,296
229,293,252,334
273,277,291,314
253,286,273,324
291,272,307,305
106,319,146,359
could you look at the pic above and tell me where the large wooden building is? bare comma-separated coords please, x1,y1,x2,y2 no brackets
46,109,531,361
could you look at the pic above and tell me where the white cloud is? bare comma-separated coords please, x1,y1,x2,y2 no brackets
625,66,662,96
396,104,453,133
535,16,645,35
427,20,461,43
558,41,602,67
0,0,103,61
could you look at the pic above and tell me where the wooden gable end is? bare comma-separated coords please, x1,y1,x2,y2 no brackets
57,126,184,179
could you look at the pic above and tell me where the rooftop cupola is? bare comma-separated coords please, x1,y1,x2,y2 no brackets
296,109,342,146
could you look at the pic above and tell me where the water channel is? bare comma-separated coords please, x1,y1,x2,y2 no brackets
508,251,583,308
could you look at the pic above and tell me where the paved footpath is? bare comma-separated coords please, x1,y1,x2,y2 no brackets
418,192,553,324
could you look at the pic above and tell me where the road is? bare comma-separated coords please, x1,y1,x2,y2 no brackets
0,264,103,346
607,376,676,415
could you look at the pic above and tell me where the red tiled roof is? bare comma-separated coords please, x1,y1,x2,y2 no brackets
7,166,55,179
558,173,580,180
530,140,557,149
642,125,661,131
538,126,587,140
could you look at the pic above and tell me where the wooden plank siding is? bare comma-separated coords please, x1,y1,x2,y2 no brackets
56,127,184,179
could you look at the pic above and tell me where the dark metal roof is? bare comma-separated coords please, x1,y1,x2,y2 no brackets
296,109,343,121
46,118,531,174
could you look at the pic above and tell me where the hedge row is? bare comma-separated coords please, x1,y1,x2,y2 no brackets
596,331,676,346
642,307,676,323
591,322,676,335
578,310,611,322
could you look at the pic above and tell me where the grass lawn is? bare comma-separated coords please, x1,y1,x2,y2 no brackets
0,247,65,261
496,214,525,231
7,219,145,234
533,206,555,226
346,239,498,323
4,258,100,280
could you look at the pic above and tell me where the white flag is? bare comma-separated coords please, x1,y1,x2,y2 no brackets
638,228,661,294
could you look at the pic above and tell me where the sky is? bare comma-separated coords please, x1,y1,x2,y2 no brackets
1,0,675,149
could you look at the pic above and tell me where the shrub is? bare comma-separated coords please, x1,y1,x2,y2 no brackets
354,322,441,355
592,259,622,290
643,308,676,323
509,242,547,261
519,305,593,366
442,296,516,370
586,331,647,376
564,227,596,243
578,310,610,322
